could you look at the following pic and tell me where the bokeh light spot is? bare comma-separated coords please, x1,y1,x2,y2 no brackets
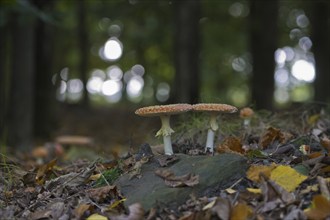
291,60,315,82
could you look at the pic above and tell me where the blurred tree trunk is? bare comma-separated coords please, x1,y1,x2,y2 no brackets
33,0,57,139
0,22,8,141
249,0,278,110
172,0,200,104
8,4,36,151
310,0,330,104
77,0,89,107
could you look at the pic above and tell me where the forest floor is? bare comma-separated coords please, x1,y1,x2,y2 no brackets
1,104,330,219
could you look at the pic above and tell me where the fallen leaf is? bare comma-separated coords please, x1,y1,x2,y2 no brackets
74,204,94,219
86,213,108,220
308,114,320,125
225,188,236,194
155,169,199,187
270,165,308,192
157,155,179,167
260,174,295,204
231,203,253,220
211,198,231,220
89,173,101,181
260,127,292,149
87,185,119,203
108,198,127,210
45,163,95,190
246,164,277,183
110,203,145,220
35,158,58,184
217,136,244,154
321,136,330,152
247,188,262,194
304,195,330,220
203,199,217,210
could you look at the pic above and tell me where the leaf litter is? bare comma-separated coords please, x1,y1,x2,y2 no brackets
1,105,330,219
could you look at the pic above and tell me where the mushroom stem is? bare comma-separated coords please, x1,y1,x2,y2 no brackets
163,135,174,155
205,113,219,153
209,113,219,131
156,115,174,155
205,129,215,153
243,118,251,128
156,115,174,137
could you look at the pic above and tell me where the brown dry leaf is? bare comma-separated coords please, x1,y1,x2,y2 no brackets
110,203,145,220
155,169,199,187
87,185,118,203
246,164,277,183
259,127,292,149
211,198,231,220
231,203,253,220
157,155,179,167
45,164,95,190
304,195,330,220
321,136,330,152
308,151,324,159
74,203,94,219
260,175,295,204
218,136,244,154
35,158,57,184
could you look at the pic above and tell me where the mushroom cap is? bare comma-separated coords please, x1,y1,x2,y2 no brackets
135,103,192,117
193,103,238,113
239,107,254,118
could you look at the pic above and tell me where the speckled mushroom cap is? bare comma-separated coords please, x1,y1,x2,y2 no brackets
193,103,238,113
135,103,192,117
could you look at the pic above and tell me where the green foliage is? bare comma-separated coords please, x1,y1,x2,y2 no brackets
95,168,121,187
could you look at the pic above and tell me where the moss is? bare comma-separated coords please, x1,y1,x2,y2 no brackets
95,168,121,187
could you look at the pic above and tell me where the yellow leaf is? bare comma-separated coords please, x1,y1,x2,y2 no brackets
270,165,308,192
246,164,277,183
108,198,126,210
231,203,253,220
86,213,108,220
202,199,217,210
247,188,262,194
308,114,320,125
89,173,101,181
304,195,330,220
225,188,236,194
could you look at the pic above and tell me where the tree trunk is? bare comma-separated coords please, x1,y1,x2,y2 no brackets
33,0,57,139
77,0,89,107
310,0,330,105
172,0,200,104
0,23,8,141
249,0,278,110
7,5,36,151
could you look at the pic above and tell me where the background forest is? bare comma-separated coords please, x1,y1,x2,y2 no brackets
0,0,329,152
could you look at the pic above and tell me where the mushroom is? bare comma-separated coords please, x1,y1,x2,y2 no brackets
239,107,254,128
193,103,238,153
135,104,192,155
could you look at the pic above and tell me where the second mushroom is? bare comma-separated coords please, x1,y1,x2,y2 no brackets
135,104,192,155
193,103,238,153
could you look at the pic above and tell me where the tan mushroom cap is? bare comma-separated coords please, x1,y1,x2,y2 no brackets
135,103,192,117
240,107,254,118
193,103,238,113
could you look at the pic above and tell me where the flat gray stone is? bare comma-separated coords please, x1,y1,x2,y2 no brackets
115,153,247,210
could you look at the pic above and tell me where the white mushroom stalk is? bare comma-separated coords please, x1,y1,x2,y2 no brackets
156,115,175,155
193,103,238,154
205,113,219,153
135,104,192,156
